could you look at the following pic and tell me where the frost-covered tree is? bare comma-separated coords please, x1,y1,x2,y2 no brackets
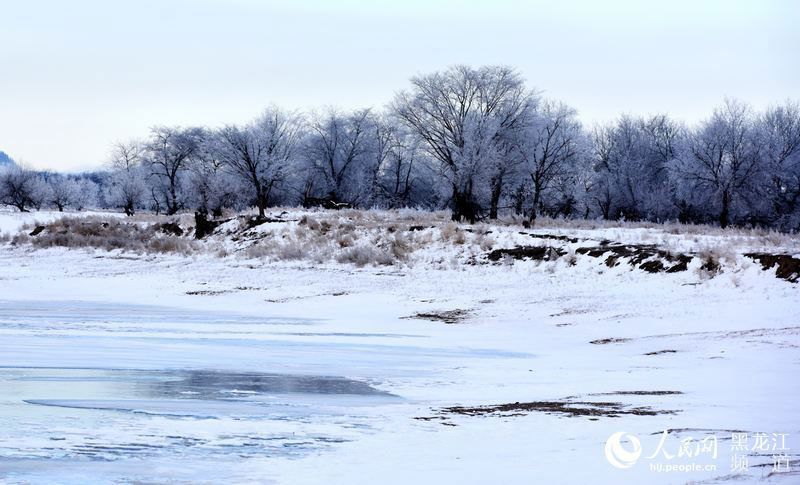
73,178,99,210
515,100,583,222
301,108,378,207
0,165,48,212
214,108,302,217
375,128,436,208
672,99,762,228
144,126,204,215
107,141,148,216
393,65,533,222
589,115,680,221
759,100,800,230
187,137,243,217
46,175,83,211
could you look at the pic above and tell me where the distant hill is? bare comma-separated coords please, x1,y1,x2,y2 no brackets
0,150,15,167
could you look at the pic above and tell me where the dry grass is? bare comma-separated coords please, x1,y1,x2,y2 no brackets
13,216,196,255
5,208,796,272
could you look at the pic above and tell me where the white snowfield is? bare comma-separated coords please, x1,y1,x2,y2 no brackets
0,209,798,484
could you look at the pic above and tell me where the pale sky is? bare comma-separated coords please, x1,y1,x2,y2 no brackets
1,0,798,172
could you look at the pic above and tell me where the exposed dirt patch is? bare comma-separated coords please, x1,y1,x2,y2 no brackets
185,289,230,296
576,244,692,273
590,337,632,345
487,237,798,283
589,391,683,396
437,400,678,418
644,349,678,356
157,222,183,236
194,212,230,239
404,309,471,324
487,246,565,262
241,215,291,230
549,308,593,317
745,253,800,283
487,241,693,274
519,232,580,243
265,291,349,303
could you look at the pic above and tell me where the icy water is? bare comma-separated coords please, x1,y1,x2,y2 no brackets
0,301,408,483
0,300,523,483
0,367,400,483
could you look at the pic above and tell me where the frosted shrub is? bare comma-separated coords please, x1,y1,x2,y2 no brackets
564,248,577,266
276,243,307,261
336,233,355,248
17,216,196,255
336,244,393,267
695,246,736,279
388,233,412,261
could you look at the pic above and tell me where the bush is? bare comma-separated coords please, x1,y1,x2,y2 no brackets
336,244,394,267
17,216,196,255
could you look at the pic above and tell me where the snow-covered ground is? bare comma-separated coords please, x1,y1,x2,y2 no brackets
0,210,798,484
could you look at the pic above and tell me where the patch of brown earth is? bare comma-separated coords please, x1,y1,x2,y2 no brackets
590,391,683,396
644,349,678,355
487,246,565,262
185,289,230,296
518,232,580,243
438,400,678,418
575,244,692,273
404,309,471,324
590,337,632,345
157,222,183,236
745,253,800,283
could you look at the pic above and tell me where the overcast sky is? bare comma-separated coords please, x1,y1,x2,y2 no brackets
2,0,798,172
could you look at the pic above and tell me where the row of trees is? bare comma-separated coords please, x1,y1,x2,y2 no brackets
2,65,799,230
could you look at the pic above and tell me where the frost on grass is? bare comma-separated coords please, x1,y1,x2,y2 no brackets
5,209,800,279
13,216,196,255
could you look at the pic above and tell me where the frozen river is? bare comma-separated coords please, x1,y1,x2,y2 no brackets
0,299,523,483
1,244,797,484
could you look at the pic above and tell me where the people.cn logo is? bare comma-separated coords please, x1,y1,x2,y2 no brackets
605,431,642,469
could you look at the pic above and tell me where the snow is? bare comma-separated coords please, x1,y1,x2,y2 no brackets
0,209,124,236
0,211,798,484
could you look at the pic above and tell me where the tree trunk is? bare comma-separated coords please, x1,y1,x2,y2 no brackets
528,186,541,225
167,184,179,215
450,186,478,224
720,191,730,229
489,177,502,220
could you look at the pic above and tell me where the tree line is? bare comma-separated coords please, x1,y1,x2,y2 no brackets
2,65,799,231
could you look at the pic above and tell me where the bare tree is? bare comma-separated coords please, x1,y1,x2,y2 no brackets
302,108,376,206
760,100,800,229
215,108,301,218
588,115,680,222
672,99,762,228
376,129,435,208
144,126,204,215
0,165,46,212
108,141,147,216
516,100,583,222
393,65,533,222
47,175,82,211
188,137,242,217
